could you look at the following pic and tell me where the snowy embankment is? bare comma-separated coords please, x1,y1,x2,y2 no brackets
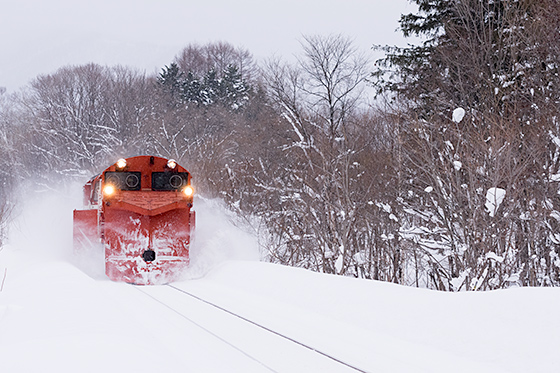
1,188,559,372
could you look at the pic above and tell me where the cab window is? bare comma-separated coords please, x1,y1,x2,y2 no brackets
152,172,189,191
104,171,141,191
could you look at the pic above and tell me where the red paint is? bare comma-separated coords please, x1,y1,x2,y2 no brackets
73,156,195,285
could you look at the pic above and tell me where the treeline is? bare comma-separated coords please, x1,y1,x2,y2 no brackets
1,0,560,290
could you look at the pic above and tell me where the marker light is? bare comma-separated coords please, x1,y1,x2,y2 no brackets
167,159,177,169
103,184,116,196
183,185,194,197
116,158,127,170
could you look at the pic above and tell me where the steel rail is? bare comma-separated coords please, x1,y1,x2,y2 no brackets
135,286,279,373
167,284,369,373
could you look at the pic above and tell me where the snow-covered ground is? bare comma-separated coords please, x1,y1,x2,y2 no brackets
1,188,559,372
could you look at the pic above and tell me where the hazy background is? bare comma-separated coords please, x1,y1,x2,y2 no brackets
0,0,416,92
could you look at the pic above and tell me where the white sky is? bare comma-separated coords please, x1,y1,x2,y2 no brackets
0,0,418,92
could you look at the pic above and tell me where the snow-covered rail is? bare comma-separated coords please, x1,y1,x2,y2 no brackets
167,284,370,372
135,284,369,373
136,285,278,372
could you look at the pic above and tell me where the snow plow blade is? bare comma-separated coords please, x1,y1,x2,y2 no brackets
72,156,195,285
103,192,192,285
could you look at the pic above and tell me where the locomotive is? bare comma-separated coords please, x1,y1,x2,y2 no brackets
73,156,195,285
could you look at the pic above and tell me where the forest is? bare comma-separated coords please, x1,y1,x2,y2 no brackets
1,0,559,291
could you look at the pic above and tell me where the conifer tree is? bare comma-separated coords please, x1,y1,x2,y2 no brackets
374,0,560,289
182,71,202,105
220,64,249,109
157,63,184,106
376,0,559,117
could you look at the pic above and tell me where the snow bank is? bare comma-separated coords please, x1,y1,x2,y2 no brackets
188,261,560,373
1,186,559,372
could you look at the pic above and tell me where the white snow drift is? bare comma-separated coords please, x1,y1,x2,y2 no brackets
1,188,559,373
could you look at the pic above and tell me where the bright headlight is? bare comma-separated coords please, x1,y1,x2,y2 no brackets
167,159,177,169
183,185,194,197
103,184,116,196
116,158,127,170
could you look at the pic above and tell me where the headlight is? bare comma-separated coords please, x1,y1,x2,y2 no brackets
183,185,194,197
167,159,177,169
116,158,127,170
103,184,116,196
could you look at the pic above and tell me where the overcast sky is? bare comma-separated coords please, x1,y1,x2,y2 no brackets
0,0,417,92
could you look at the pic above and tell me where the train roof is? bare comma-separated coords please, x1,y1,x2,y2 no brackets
101,155,189,174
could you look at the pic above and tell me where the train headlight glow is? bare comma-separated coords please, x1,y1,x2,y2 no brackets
103,184,116,196
183,185,194,197
116,158,127,170
167,159,177,169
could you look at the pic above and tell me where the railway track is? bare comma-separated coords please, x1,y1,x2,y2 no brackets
135,284,370,373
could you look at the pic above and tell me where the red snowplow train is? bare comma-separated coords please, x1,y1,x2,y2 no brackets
73,156,195,285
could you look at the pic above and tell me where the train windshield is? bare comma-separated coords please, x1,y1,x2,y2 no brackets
104,171,141,191
152,172,189,191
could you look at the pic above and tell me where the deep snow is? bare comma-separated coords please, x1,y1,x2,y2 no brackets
1,187,559,372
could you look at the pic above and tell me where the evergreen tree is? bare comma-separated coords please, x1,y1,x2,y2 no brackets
201,69,219,106
157,63,251,110
376,0,559,118
182,71,202,105
374,0,560,289
157,63,184,105
219,64,249,109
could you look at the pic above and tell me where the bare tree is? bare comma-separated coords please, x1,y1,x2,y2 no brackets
260,35,385,275
376,0,560,289
20,64,155,181
174,41,257,82
0,89,16,246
